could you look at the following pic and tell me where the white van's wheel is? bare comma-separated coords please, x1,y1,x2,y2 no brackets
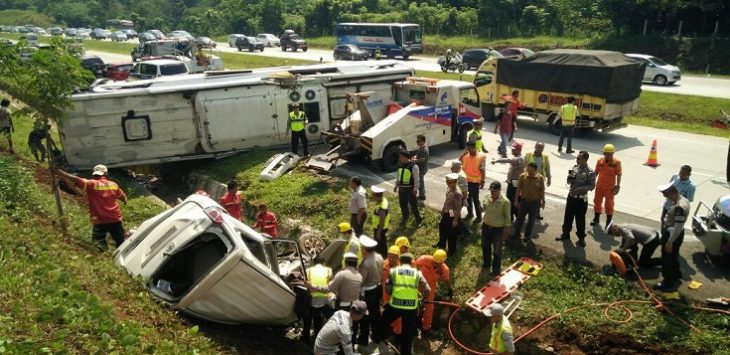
298,234,325,257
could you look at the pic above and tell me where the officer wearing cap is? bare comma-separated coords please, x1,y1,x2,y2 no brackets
436,173,463,255
414,249,452,336
353,235,384,348
56,164,128,250
394,149,423,227
287,103,309,156
314,300,368,355
467,118,488,153
557,150,596,247
481,181,511,275
492,141,525,221
655,182,690,292
486,303,514,354
381,252,430,355
370,186,390,256
450,159,468,203
606,221,661,268
309,252,363,311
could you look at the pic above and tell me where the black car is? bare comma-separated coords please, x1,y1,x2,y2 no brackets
333,44,369,61
121,29,138,39
195,36,217,49
236,36,264,52
462,49,504,69
138,32,157,43
80,55,106,78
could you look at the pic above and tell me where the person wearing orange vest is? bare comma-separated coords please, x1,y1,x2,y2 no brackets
460,141,486,221
557,96,579,154
486,303,514,354
591,144,622,229
414,250,452,336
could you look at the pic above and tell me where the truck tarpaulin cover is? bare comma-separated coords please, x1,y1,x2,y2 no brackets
496,49,646,104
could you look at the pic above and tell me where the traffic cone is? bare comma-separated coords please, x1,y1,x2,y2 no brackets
644,140,660,167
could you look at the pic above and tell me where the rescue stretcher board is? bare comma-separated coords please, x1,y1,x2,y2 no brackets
466,257,542,317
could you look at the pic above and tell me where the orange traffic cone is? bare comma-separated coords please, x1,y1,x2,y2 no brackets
644,140,660,167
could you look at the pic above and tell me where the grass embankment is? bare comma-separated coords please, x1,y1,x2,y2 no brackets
0,10,54,27
196,150,729,354
0,112,225,353
626,91,730,137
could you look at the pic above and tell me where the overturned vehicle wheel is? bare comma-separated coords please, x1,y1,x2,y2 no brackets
298,233,326,257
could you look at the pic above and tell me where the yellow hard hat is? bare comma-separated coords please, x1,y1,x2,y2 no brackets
433,249,447,263
388,245,400,256
338,222,352,233
395,236,410,248
603,144,615,153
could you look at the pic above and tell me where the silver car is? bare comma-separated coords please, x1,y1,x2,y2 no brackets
111,31,128,42
626,53,681,86
257,33,280,47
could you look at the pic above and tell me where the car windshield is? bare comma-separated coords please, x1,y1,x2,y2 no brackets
649,56,668,66
403,27,422,44
246,37,257,42
289,34,300,40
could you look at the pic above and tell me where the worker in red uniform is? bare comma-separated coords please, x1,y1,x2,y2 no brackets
219,180,242,221
381,245,402,335
56,164,127,250
253,203,278,238
507,90,522,142
591,144,622,229
413,249,453,336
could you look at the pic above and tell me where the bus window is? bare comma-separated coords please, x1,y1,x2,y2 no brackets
392,26,402,46
474,72,493,87
460,88,480,107
403,27,422,44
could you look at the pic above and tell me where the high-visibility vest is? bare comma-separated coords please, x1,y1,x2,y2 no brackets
342,235,363,268
490,317,513,353
462,153,484,183
307,264,332,299
371,197,390,230
468,129,484,151
389,265,421,310
289,111,306,132
524,152,548,177
560,103,577,126
396,163,414,187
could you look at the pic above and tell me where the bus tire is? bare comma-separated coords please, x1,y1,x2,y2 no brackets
381,144,403,172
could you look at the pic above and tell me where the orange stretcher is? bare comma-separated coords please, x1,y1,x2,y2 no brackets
466,257,543,317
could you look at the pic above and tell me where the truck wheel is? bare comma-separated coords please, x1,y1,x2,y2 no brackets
298,234,326,257
292,47,298,52
653,75,668,86
381,144,402,172
303,47,308,52
458,124,471,149
458,64,465,73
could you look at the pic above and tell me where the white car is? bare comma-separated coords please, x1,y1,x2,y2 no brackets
228,33,245,47
128,59,189,81
112,193,339,324
626,53,681,86
256,33,280,47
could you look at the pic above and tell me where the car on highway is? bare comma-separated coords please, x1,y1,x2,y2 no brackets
65,28,78,37
499,47,536,59
195,36,217,49
148,29,165,39
34,28,49,36
236,36,264,52
169,30,194,41
138,32,157,43
256,33,280,47
121,29,138,39
279,30,307,52
80,54,106,78
19,34,39,47
462,48,504,69
625,53,681,86
76,31,91,40
49,27,64,36
105,62,134,81
110,31,128,42
91,28,111,40
228,34,245,47
112,193,338,325
333,44,369,61
128,59,189,80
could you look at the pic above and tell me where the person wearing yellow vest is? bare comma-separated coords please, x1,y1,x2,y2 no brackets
303,258,334,344
460,141,487,221
557,96,579,154
487,303,514,354
524,141,551,220
338,222,363,268
467,118,489,154
381,245,402,335
380,253,430,355
394,149,423,227
371,186,390,256
286,103,309,156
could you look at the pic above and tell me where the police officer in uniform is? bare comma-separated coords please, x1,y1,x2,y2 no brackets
314,300,368,355
436,173,463,255
287,103,309,156
394,149,423,227
380,253,430,355
556,150,596,247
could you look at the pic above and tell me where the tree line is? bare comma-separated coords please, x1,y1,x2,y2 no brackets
1,0,728,38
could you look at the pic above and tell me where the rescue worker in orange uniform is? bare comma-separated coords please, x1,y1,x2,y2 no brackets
381,245,402,335
413,249,453,336
591,144,622,229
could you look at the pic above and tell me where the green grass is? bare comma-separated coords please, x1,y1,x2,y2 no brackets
213,50,314,69
626,91,730,137
0,10,54,27
0,112,225,353
196,148,729,354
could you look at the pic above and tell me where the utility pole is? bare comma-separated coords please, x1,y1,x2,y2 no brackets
46,127,68,236
642,19,648,36
677,20,683,36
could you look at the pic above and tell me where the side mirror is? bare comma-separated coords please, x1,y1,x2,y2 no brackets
648,63,656,68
